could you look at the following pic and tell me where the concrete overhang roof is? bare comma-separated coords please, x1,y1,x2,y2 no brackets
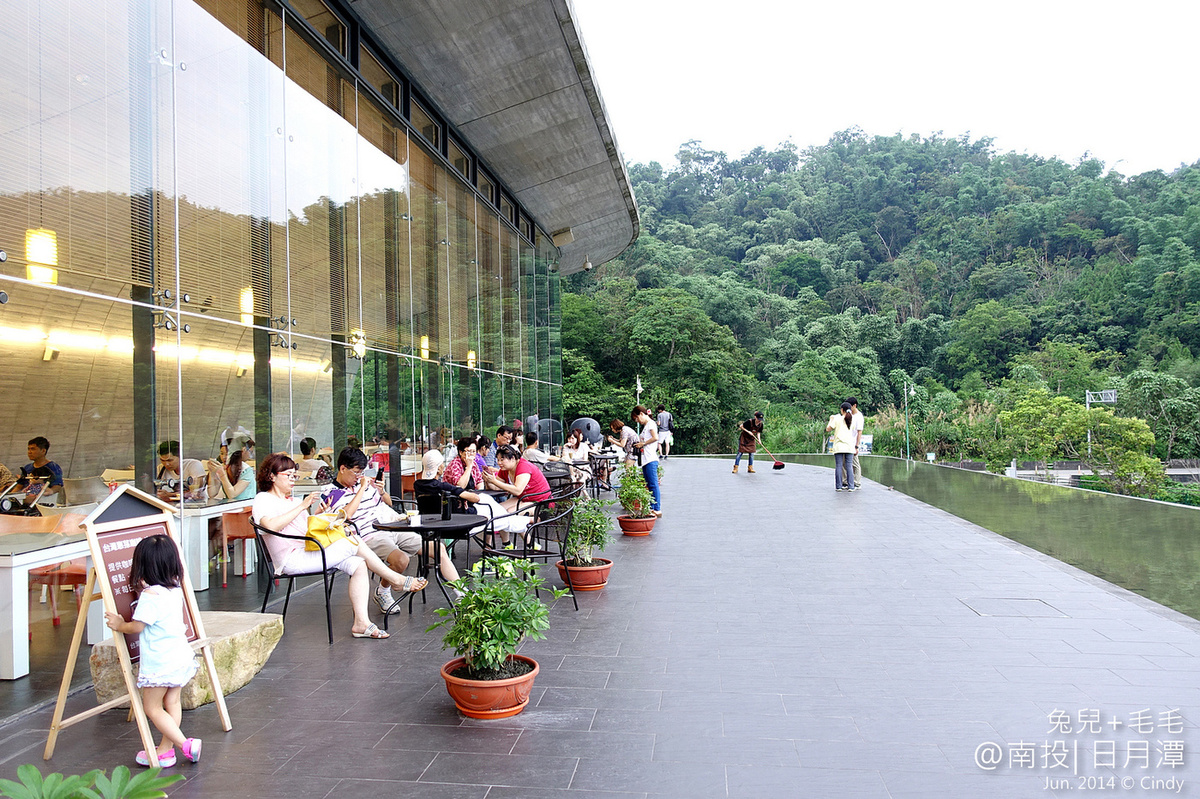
352,0,639,275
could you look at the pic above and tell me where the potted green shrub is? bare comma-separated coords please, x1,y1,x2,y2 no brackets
556,495,614,590
615,462,656,535
427,558,568,719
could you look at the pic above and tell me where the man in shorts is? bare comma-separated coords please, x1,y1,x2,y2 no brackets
655,405,674,459
320,447,461,612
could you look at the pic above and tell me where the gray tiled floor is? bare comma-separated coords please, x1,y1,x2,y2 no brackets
2,457,1198,797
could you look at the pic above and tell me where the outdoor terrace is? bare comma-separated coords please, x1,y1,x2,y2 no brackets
2,456,1198,797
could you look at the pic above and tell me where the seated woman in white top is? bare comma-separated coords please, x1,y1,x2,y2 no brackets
251,453,426,640
560,427,592,485
294,437,324,476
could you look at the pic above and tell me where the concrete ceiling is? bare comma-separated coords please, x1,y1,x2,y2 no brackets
349,0,639,275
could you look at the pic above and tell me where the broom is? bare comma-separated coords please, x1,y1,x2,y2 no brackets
756,436,785,470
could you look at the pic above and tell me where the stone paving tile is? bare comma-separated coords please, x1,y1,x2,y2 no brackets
725,765,891,798
2,458,1198,798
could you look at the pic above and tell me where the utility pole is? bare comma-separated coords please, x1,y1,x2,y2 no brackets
904,382,915,461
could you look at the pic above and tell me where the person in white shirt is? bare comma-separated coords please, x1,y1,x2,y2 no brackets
826,402,857,491
847,396,865,490
561,427,592,485
631,405,661,516
521,431,552,465
320,447,458,612
156,441,206,501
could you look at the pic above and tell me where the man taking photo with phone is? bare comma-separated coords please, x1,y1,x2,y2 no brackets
319,447,452,612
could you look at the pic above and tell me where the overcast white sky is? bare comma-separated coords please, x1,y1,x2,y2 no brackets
572,0,1198,177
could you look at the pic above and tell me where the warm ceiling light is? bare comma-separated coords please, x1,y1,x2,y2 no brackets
240,287,254,325
420,335,430,361
350,330,367,359
25,228,59,284
467,350,476,370
26,228,58,266
27,264,58,284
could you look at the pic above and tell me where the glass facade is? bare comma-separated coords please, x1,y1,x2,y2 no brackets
0,0,562,493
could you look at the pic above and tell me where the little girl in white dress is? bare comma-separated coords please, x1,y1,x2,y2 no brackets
105,534,201,767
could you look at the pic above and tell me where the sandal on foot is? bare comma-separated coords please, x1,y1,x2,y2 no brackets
398,575,428,593
182,738,202,763
351,623,389,639
136,748,176,767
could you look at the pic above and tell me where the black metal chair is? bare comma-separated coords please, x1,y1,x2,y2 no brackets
540,461,573,494
479,503,579,611
586,452,615,498
250,518,339,644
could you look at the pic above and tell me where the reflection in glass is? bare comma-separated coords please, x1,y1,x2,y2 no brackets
0,0,560,498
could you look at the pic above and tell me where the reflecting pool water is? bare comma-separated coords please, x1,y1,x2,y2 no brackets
783,454,1200,621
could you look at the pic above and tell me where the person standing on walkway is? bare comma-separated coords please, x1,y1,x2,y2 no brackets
847,396,865,490
733,411,764,474
656,404,674,459
632,405,662,516
826,402,857,491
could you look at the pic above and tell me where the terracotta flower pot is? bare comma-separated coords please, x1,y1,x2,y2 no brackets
556,557,613,591
617,515,656,536
440,655,540,719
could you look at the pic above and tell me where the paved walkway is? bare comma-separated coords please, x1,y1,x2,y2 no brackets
2,458,1198,797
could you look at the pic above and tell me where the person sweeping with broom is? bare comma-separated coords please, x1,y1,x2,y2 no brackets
733,411,765,473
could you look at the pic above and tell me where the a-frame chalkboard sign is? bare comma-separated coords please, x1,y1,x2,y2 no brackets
43,484,231,763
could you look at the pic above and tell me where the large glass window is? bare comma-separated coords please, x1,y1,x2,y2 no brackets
0,0,558,504
448,138,470,180
410,98,441,151
359,46,399,108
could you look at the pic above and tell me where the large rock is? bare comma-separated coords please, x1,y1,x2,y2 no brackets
90,611,283,710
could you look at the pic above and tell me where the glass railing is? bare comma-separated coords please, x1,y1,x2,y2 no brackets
782,454,1200,621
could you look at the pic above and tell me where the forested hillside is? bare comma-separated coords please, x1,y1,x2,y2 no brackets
561,130,1200,496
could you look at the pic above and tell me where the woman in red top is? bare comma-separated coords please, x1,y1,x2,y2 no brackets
483,444,552,512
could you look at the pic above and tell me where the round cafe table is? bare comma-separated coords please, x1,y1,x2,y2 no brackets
374,513,484,624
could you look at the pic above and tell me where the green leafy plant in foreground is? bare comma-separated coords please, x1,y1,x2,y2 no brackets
0,764,181,799
427,558,568,678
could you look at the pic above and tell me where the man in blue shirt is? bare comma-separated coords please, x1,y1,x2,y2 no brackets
17,436,63,505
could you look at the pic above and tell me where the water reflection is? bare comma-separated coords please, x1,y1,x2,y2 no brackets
784,454,1200,621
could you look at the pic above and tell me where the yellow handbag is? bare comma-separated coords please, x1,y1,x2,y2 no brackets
306,510,350,551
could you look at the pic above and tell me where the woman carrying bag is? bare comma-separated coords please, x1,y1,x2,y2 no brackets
826,402,857,491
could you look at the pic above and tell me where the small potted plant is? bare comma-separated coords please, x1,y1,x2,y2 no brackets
427,558,567,719
615,462,656,535
557,495,614,590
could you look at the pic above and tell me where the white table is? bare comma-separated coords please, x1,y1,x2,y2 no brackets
0,516,99,680
176,498,253,591
176,486,332,591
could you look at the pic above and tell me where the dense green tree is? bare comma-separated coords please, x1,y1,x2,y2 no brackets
942,301,1033,382
562,131,1200,467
